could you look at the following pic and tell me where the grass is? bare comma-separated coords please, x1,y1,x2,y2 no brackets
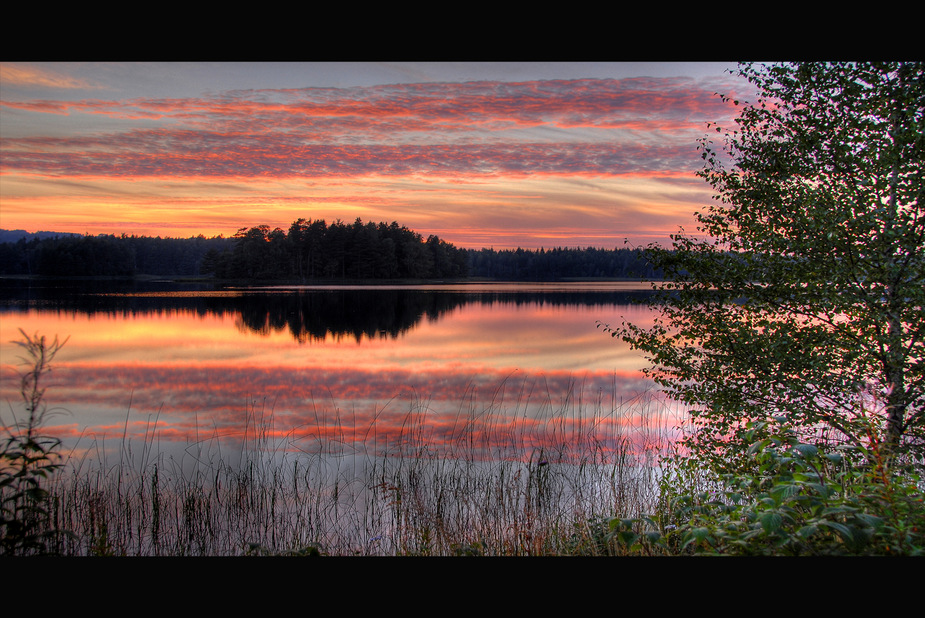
10,373,677,556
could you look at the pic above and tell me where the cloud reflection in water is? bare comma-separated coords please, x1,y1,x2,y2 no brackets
0,283,672,464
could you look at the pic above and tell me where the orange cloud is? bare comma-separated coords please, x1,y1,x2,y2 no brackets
0,64,98,90
1,74,744,248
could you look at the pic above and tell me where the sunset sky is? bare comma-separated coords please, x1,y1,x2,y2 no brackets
0,62,752,250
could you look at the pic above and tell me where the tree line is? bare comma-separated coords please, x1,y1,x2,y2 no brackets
467,246,661,280
0,218,658,281
0,232,230,277
202,218,469,281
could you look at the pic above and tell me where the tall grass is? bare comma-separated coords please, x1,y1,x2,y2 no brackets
35,382,678,556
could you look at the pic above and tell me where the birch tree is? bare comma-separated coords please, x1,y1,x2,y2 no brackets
606,62,924,470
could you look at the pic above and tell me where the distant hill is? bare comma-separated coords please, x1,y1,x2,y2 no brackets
0,229,82,244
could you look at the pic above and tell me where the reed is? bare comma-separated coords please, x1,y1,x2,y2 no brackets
34,382,678,556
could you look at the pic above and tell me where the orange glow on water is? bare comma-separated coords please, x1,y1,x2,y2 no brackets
0,285,669,461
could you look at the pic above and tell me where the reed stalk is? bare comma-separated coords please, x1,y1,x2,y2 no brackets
33,380,677,556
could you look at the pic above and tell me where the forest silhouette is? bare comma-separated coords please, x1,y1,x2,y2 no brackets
0,218,659,281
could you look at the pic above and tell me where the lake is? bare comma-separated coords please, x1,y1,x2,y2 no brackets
0,279,677,471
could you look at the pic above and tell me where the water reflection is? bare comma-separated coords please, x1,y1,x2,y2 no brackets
0,280,670,465
1,279,653,343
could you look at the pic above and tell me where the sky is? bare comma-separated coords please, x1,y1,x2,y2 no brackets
0,61,752,250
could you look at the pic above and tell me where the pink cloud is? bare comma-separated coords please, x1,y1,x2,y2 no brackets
2,78,738,180
0,74,743,247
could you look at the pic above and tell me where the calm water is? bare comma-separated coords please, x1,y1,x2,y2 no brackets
0,279,673,466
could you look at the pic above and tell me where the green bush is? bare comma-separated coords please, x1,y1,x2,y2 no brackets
612,420,924,556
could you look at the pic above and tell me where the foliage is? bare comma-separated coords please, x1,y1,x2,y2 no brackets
600,419,924,556
0,330,72,555
602,62,925,470
655,420,924,555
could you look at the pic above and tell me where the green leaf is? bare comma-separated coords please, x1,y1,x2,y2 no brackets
817,520,856,543
760,512,783,533
792,443,818,458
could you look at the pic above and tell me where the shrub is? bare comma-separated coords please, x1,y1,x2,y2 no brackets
1,330,72,555
613,419,924,556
